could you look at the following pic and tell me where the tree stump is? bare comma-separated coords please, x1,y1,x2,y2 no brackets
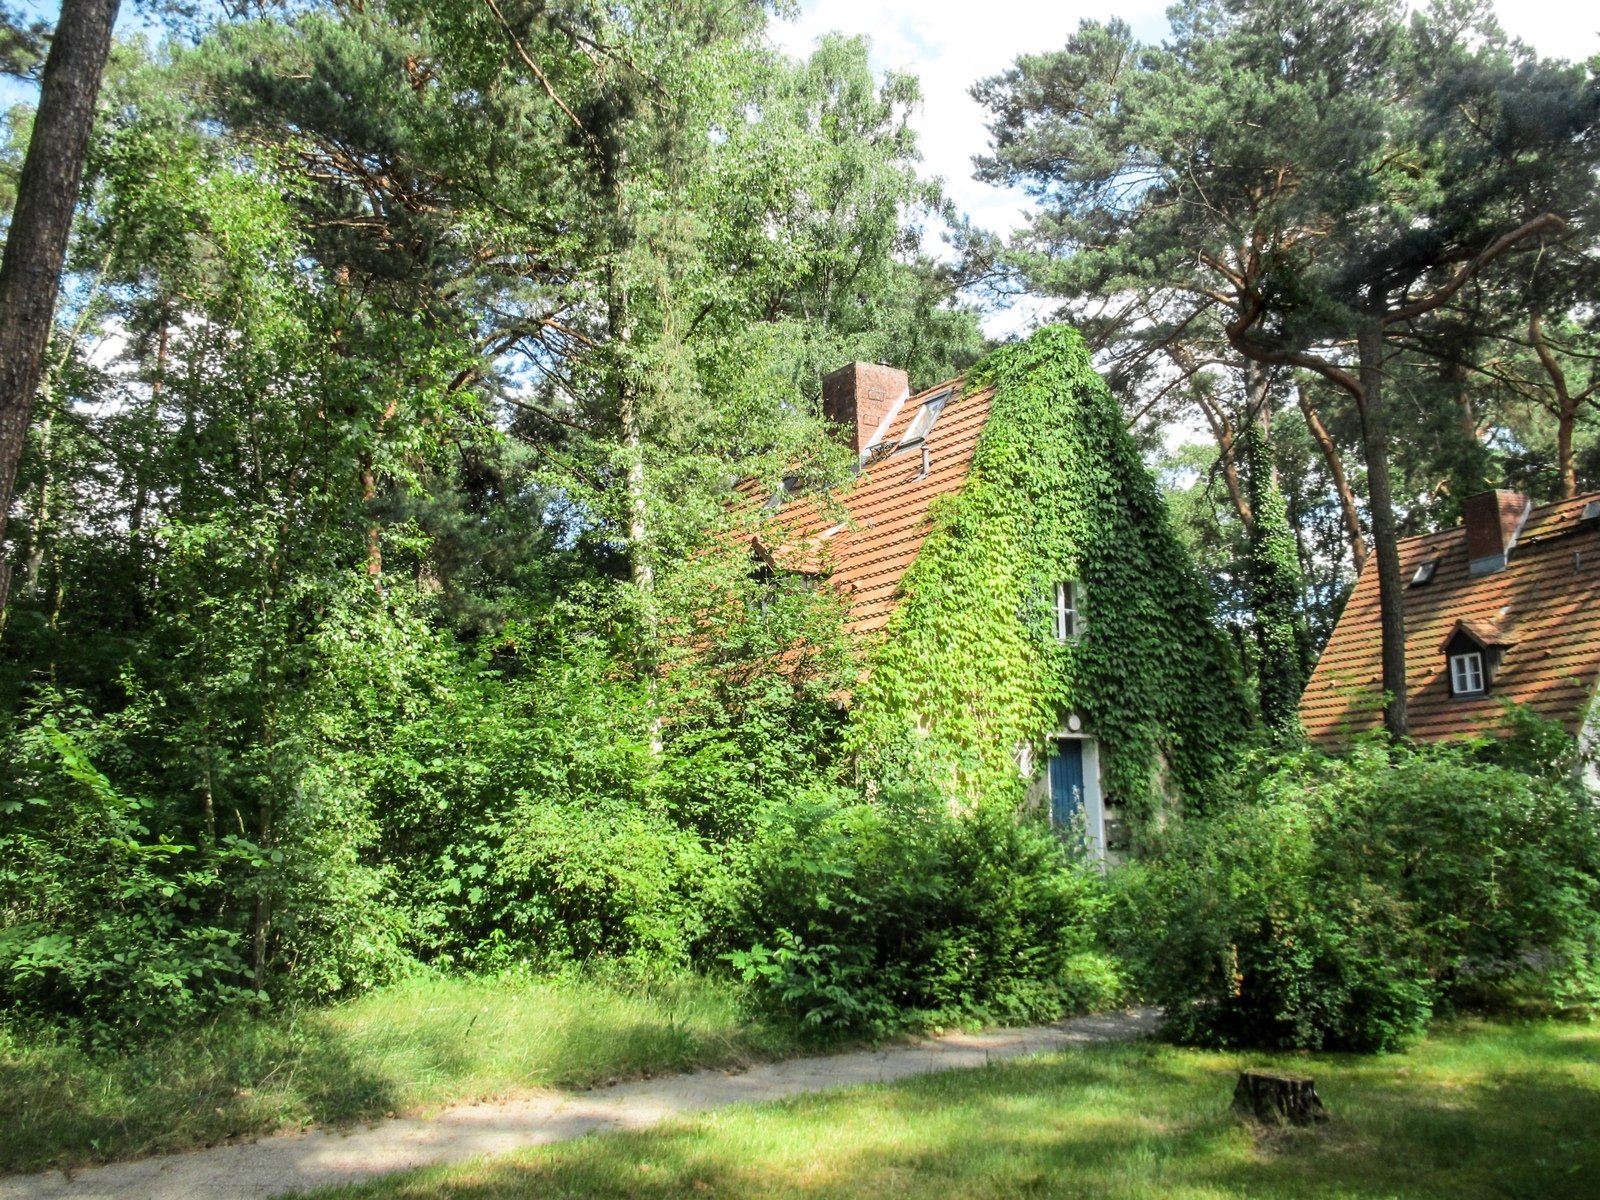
1231,1071,1328,1126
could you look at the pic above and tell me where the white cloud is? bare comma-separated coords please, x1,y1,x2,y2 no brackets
770,0,1171,237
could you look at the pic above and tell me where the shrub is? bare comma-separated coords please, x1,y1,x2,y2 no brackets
728,785,1121,1036
0,714,251,1039
490,796,721,970
1112,742,1600,1052
1109,789,1434,1052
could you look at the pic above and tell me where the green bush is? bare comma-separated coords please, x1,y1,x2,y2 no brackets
1112,741,1600,1051
0,713,252,1038
491,797,720,970
728,785,1121,1036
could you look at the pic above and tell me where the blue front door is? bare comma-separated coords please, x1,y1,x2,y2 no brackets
1049,738,1085,830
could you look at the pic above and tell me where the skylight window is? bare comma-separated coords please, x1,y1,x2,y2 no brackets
900,393,949,445
1582,499,1600,522
762,474,801,510
1411,558,1440,585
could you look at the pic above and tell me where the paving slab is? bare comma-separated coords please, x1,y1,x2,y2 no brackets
1,1008,1158,1200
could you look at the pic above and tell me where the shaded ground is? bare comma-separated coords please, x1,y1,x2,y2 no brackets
312,1016,1600,1200
1,1010,1158,1200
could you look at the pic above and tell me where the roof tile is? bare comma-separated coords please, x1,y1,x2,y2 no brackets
1302,491,1600,744
743,378,991,642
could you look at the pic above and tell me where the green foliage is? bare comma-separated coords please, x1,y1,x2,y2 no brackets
0,703,250,1037
729,782,1120,1035
1240,421,1310,736
1112,777,1432,1052
974,0,1600,708
703,32,985,396
853,325,1250,826
8,0,1593,1073
1114,743,1600,1051
1,0,972,1041
0,4,47,80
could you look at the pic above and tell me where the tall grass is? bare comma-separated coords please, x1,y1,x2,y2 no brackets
0,971,805,1174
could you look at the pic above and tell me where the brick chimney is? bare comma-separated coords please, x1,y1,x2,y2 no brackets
1463,489,1532,575
822,362,908,456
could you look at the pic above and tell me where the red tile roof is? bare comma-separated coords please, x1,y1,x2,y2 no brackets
744,377,994,640
1301,491,1600,746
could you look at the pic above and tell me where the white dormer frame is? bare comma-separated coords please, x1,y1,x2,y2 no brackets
1449,650,1485,696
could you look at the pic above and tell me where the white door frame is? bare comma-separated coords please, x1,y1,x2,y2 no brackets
1049,730,1106,860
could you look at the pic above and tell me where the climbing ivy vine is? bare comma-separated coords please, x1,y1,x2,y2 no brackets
851,326,1250,835
1242,420,1311,738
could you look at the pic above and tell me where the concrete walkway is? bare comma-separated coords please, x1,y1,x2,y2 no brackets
3,1008,1159,1200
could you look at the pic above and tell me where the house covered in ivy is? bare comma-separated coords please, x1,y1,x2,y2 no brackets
747,326,1249,857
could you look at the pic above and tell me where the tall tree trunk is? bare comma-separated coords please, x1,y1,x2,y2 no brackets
128,311,168,541
359,398,398,590
1243,359,1275,465
1285,482,1312,601
0,0,122,616
1528,310,1579,500
606,263,653,598
1195,390,1252,528
252,778,272,995
1356,319,1407,739
1296,383,1368,572
1556,401,1577,501
1229,216,1562,742
21,399,52,597
4,248,109,640
1242,415,1308,736
1171,344,1252,528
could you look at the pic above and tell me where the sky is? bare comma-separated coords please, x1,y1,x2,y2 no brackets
768,0,1597,334
5,0,1591,326
7,1,1588,223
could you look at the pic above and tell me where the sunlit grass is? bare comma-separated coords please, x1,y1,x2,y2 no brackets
314,1019,1600,1200
0,971,807,1174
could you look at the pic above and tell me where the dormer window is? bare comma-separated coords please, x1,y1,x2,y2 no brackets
1439,619,1511,697
1449,651,1485,696
1054,581,1081,641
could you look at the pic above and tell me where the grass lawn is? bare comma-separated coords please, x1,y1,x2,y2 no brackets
311,1019,1600,1200
0,971,809,1175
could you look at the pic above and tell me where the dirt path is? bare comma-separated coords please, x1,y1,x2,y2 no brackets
4,1008,1158,1200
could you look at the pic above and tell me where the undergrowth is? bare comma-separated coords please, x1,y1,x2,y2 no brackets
0,970,811,1175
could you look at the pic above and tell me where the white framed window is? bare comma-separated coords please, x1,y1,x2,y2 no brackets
1450,650,1485,695
1054,581,1081,642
